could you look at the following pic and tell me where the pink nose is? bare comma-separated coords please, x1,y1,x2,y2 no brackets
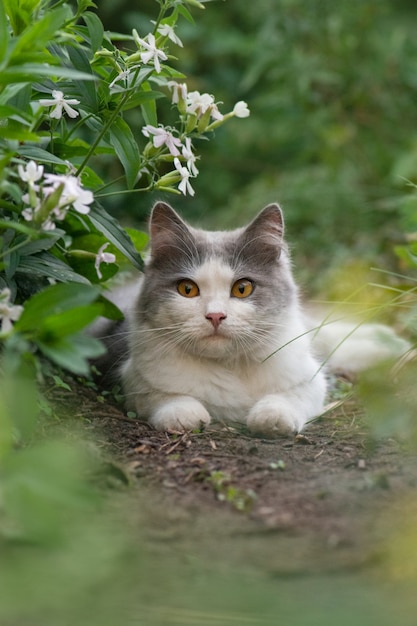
205,312,227,330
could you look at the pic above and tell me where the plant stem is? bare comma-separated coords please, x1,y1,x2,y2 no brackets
95,186,151,199
75,91,131,178
0,237,31,261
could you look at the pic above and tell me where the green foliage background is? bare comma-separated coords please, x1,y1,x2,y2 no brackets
100,0,417,289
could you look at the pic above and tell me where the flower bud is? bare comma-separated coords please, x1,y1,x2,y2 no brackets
155,171,182,188
185,114,198,134
233,101,250,118
197,107,212,133
183,0,205,8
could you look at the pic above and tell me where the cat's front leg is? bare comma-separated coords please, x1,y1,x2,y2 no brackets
246,390,324,437
149,396,212,432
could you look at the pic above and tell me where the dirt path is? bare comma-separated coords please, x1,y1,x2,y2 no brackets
57,379,416,566
49,379,417,625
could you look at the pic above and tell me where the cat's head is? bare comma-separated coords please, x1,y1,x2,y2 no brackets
136,202,297,360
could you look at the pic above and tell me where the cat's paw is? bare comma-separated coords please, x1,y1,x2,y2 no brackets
246,395,304,437
150,397,211,432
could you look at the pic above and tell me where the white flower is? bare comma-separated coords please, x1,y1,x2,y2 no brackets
174,157,195,196
186,91,223,121
182,137,199,177
0,288,23,333
142,124,182,156
168,81,188,105
156,23,183,47
39,90,80,119
109,64,141,89
18,160,44,186
109,69,131,89
95,243,116,280
43,173,94,215
133,31,167,74
21,205,56,230
233,101,250,118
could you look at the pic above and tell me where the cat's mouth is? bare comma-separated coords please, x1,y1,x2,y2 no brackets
204,328,227,339
205,329,230,340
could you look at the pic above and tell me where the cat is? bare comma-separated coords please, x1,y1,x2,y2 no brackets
92,201,409,436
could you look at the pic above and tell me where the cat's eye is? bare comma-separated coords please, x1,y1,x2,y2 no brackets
177,279,200,298
231,279,254,298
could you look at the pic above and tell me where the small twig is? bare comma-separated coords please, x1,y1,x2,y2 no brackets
163,432,189,455
134,438,161,449
314,449,325,460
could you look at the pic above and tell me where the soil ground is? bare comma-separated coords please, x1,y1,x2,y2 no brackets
49,376,417,625
53,378,417,573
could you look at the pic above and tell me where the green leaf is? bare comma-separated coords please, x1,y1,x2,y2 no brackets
9,6,72,59
140,82,158,126
0,0,10,64
82,11,105,53
66,45,98,113
109,117,141,189
79,166,105,191
177,4,196,24
4,0,43,36
0,124,41,142
125,227,149,253
98,295,124,321
9,82,32,112
88,205,143,270
14,233,62,256
2,440,98,542
51,375,72,391
121,89,164,113
0,83,34,106
0,220,37,236
16,145,68,166
16,283,101,333
0,357,39,444
17,251,90,284
0,104,31,123
39,304,104,337
0,64,97,86
37,333,105,375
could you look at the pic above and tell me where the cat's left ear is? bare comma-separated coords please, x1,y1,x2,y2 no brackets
250,203,284,243
239,203,284,262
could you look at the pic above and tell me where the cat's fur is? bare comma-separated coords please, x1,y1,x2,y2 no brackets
93,201,409,436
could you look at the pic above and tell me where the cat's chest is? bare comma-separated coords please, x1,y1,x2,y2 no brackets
152,353,275,418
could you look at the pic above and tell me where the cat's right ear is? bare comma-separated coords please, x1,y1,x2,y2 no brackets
149,202,193,259
238,203,285,265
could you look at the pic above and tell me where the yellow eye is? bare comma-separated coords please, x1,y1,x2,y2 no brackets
177,279,200,298
231,279,254,298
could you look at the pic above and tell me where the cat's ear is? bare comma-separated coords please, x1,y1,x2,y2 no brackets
149,202,194,259
239,203,284,262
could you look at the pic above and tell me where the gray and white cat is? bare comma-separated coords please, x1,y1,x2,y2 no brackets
93,201,409,436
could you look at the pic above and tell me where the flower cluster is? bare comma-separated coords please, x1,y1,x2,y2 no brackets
96,25,250,197
18,161,94,230
168,81,250,123
140,82,250,196
0,288,23,334
142,124,200,196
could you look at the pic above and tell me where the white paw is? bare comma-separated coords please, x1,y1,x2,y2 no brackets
246,396,303,437
150,397,211,432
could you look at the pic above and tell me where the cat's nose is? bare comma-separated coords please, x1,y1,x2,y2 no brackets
205,312,227,330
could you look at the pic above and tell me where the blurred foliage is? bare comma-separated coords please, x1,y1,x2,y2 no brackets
99,0,417,290
1,1,417,625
